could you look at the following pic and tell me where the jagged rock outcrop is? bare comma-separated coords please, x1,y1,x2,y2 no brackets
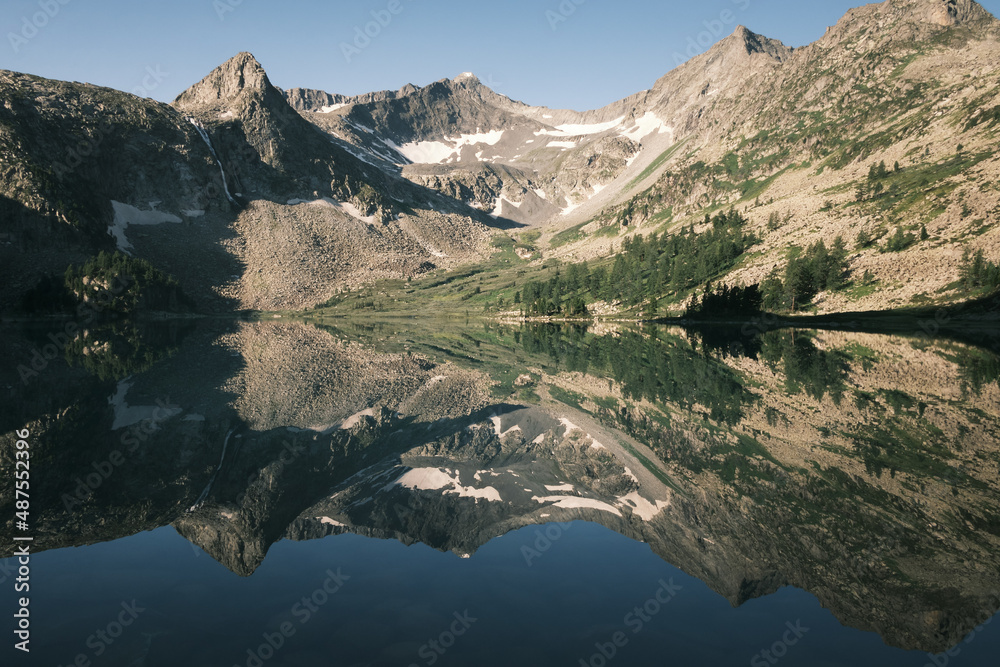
281,84,415,112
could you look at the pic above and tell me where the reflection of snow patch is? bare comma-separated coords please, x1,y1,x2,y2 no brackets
545,483,575,492
559,418,581,436
390,468,502,502
108,379,182,429
490,415,522,437
532,495,622,517
340,408,375,430
317,516,347,527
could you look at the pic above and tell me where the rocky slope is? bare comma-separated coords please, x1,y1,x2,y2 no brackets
0,54,503,312
285,0,1000,313
2,0,999,314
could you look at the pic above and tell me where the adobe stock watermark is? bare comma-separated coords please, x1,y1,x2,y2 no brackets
521,521,573,566
547,0,587,31
749,620,810,666
130,65,170,98
7,0,73,54
408,610,478,667
922,615,993,667
16,277,134,385
46,65,169,179
61,397,183,512
214,0,244,22
670,0,753,68
55,600,146,667
341,0,412,64
234,567,350,667
578,578,682,667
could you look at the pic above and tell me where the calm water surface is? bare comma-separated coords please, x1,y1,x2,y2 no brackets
2,318,999,666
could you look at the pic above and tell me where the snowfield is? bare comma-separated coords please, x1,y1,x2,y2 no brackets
385,130,506,164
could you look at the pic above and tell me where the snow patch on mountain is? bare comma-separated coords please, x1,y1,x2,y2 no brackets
109,201,182,253
286,197,377,224
622,112,671,142
386,130,505,164
536,116,625,137
560,201,582,217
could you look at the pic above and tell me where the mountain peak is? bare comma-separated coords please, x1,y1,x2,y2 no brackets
821,0,996,46
714,24,793,62
173,51,273,111
454,72,479,83
904,0,995,26
731,24,752,39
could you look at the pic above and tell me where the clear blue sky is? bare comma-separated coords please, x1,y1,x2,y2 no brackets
2,0,999,111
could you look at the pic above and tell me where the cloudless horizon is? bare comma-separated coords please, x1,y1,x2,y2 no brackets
2,0,999,111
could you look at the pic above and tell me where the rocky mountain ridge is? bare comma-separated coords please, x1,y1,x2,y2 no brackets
282,0,1000,313
0,53,505,312
1,0,999,315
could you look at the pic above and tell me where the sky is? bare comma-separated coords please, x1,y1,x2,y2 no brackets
2,0,999,111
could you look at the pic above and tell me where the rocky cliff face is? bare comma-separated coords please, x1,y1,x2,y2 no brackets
281,84,414,112
0,54,504,312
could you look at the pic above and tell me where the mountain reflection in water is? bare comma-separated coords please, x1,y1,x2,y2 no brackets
2,318,999,666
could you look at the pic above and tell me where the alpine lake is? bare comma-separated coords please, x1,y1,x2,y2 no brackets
2,315,999,667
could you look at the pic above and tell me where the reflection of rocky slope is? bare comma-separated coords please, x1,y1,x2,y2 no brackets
505,325,1000,651
2,321,999,653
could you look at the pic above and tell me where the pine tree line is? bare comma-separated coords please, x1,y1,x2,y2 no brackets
761,238,849,312
519,209,758,317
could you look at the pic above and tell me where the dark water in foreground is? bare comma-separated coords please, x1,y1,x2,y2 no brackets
2,318,999,666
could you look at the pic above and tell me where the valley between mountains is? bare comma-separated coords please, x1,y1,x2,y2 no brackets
2,0,1000,320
